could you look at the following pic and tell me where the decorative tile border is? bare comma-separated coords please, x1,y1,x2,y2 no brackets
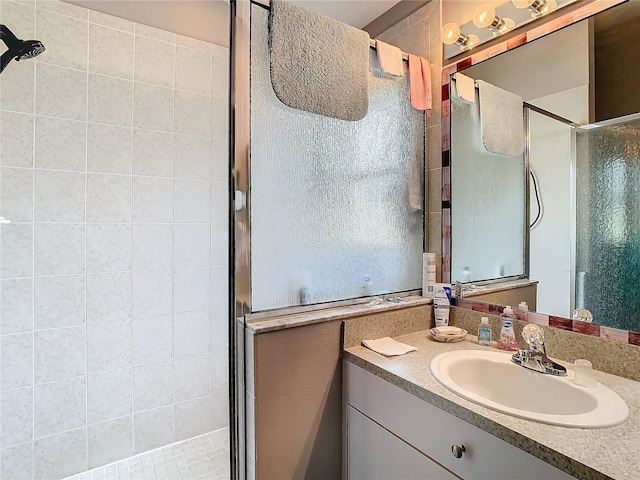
439,0,625,283
454,298,640,347
629,332,640,346
549,315,572,331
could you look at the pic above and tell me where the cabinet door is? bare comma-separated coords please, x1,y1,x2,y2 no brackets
346,363,576,480
347,406,459,480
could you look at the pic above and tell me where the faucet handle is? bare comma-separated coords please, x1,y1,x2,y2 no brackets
522,323,544,349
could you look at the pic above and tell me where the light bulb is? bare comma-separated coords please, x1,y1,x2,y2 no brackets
512,0,557,16
538,0,557,14
442,23,461,45
473,4,497,29
441,23,479,51
500,18,516,32
466,34,480,48
512,0,535,7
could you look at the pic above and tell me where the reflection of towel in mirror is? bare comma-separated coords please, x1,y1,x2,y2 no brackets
477,80,523,157
375,40,404,77
408,54,432,111
453,72,475,103
407,154,423,214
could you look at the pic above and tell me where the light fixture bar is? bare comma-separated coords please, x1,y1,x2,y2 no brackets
442,23,479,51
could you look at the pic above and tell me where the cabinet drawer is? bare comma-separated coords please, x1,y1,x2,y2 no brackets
345,362,575,480
347,405,459,480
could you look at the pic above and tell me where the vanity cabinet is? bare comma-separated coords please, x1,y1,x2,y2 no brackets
345,362,575,480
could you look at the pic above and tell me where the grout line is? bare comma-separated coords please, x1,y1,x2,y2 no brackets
35,58,218,97
171,38,178,446
84,13,90,471
30,10,38,477
0,267,231,284
0,162,217,179
130,26,137,460
209,42,215,403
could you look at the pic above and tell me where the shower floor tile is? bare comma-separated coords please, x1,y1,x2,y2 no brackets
65,428,229,480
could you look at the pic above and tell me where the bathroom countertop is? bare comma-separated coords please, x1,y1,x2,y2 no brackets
344,332,640,480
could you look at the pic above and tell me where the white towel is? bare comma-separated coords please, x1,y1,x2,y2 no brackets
453,73,475,103
362,337,417,356
477,80,524,157
376,40,404,77
269,0,370,121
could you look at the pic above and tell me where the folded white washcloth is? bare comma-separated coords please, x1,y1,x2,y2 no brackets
376,40,404,77
362,337,417,356
454,73,476,103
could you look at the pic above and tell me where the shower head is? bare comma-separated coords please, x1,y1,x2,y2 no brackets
0,24,45,74
14,40,46,60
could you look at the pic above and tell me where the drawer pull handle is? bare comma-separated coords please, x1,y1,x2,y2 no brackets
451,444,466,458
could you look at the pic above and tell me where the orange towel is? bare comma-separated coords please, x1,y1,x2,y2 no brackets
408,54,432,111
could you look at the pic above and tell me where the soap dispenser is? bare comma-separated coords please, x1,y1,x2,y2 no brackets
497,306,518,351
477,316,492,346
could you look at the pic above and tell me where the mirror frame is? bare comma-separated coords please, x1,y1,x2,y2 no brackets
439,0,640,346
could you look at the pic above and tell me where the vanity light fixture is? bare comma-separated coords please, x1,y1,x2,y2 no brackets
441,23,479,51
472,4,515,35
512,0,558,17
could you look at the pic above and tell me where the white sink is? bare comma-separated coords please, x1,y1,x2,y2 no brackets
430,350,629,428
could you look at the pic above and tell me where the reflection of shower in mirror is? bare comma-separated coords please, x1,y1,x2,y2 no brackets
529,169,543,229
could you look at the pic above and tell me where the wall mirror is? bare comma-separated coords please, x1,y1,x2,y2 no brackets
449,0,640,332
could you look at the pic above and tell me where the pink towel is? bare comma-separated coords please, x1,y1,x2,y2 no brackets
408,54,432,111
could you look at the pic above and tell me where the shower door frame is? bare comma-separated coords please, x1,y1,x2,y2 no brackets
524,103,581,314
229,0,252,479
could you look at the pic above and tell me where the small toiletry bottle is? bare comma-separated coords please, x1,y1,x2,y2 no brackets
497,306,518,351
518,301,529,311
477,317,492,346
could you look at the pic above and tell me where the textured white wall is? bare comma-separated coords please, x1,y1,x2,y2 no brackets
0,1,229,477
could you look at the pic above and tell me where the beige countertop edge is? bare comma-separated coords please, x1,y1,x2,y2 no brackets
344,332,640,480
463,278,539,297
245,296,432,334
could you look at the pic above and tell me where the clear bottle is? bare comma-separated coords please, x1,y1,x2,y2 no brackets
477,316,492,346
497,306,518,351
363,276,373,296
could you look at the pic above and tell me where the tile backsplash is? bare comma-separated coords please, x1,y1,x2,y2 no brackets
0,0,229,478
456,298,640,348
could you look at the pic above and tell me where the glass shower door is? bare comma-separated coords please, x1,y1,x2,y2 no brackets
528,108,574,318
575,113,640,329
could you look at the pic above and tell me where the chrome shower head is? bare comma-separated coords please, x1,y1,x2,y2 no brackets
0,24,46,74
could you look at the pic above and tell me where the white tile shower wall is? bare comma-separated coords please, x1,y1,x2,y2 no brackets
0,1,230,478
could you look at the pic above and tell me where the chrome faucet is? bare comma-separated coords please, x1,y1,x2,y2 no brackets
511,324,567,376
